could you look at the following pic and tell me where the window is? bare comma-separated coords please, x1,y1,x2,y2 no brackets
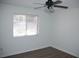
13,14,38,37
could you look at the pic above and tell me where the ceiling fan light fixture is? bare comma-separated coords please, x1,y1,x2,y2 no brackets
33,0,68,11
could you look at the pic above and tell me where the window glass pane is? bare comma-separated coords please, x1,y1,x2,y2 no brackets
26,15,38,35
13,15,26,37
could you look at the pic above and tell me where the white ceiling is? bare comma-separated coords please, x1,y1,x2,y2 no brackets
0,0,79,8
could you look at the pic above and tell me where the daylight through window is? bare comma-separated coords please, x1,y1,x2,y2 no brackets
13,14,38,37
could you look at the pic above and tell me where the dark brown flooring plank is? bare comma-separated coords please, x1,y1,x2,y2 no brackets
4,47,76,58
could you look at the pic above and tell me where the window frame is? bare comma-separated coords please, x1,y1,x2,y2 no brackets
13,14,39,37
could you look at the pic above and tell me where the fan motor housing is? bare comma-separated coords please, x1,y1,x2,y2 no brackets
46,0,54,9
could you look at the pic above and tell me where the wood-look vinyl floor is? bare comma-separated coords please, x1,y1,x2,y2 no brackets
4,47,76,58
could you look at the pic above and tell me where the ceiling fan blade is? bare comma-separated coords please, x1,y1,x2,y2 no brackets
54,0,62,4
54,5,68,9
33,3,44,5
34,5,46,9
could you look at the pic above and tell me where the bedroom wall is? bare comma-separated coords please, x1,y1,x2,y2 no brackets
0,3,52,57
51,8,79,57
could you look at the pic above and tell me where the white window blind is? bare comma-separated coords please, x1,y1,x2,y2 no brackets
13,14,38,37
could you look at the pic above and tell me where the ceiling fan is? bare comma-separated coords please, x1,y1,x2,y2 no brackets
33,0,68,9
